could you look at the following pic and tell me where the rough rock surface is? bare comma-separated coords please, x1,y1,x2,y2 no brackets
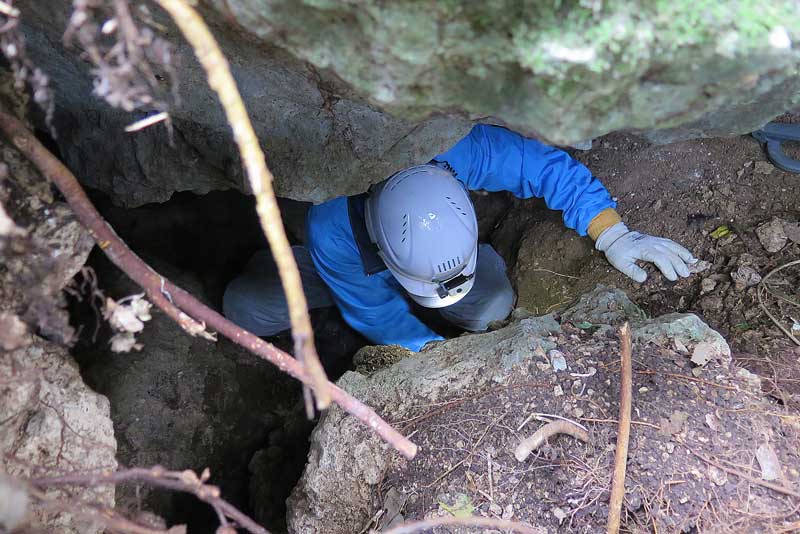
16,2,800,208
0,337,118,534
211,0,800,145
286,287,797,533
75,257,307,530
19,2,471,207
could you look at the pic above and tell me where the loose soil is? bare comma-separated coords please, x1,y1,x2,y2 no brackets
478,120,800,413
377,324,800,533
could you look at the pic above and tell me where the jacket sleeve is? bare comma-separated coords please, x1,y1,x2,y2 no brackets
306,200,443,352
433,124,616,236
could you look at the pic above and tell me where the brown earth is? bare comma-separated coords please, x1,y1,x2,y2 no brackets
476,122,800,413
376,323,800,533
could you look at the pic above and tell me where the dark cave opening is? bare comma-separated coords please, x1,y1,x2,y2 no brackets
66,188,368,533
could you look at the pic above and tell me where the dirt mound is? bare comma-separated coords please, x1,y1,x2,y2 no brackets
288,289,800,533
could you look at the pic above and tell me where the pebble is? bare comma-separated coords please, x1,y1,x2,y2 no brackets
755,217,788,253
549,350,567,372
553,385,564,397
754,161,774,174
731,265,762,291
700,277,717,294
687,259,711,274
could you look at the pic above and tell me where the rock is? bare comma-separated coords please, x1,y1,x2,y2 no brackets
783,221,800,244
208,1,800,146
754,161,775,174
756,443,782,481
691,342,721,366
632,313,730,359
19,2,471,207
688,260,712,274
731,265,762,291
287,287,782,533
700,278,717,294
755,218,788,253
0,337,117,534
76,259,306,530
287,318,558,533
561,284,646,325
549,349,567,372
18,3,800,206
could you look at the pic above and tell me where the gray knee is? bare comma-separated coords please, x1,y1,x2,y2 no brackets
223,279,290,337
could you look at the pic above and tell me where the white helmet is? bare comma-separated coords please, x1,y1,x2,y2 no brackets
365,164,478,308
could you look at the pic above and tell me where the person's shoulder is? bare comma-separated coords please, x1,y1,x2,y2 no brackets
307,197,356,258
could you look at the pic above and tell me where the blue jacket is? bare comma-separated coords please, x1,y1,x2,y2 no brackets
307,125,616,351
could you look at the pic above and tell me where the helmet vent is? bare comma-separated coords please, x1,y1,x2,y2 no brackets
436,256,462,274
401,214,408,243
447,198,468,217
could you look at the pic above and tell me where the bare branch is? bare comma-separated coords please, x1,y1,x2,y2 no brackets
606,322,632,534
30,466,266,534
151,0,331,413
0,109,417,460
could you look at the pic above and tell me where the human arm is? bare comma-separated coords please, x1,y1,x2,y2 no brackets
307,200,443,351
434,124,696,281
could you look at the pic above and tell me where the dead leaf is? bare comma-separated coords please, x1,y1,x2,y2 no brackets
659,411,688,437
438,493,474,518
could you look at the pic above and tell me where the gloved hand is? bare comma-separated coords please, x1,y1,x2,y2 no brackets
595,222,696,283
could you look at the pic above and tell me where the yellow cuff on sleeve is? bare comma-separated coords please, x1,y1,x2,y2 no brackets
587,208,622,241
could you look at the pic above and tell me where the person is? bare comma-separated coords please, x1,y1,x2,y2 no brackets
224,125,696,352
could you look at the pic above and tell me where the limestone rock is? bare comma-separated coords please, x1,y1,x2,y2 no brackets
19,2,471,207
632,312,731,358
560,284,646,325
286,291,775,533
0,337,117,534
210,0,800,145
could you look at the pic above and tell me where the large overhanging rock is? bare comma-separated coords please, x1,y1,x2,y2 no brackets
210,0,800,145
19,2,471,207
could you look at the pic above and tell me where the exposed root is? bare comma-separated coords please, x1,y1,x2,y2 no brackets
514,419,590,462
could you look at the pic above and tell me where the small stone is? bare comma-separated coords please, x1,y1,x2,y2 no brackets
708,466,728,486
552,507,567,524
691,342,719,366
756,443,782,481
700,278,717,294
549,350,567,372
700,295,724,313
731,265,762,291
754,161,774,174
674,339,689,354
755,218,788,253
553,385,564,397
784,221,800,244
489,503,502,515
679,495,690,504
688,259,711,274
705,414,721,432
639,387,649,393
502,504,514,520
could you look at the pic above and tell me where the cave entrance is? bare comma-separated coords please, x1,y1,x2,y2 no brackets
69,189,367,533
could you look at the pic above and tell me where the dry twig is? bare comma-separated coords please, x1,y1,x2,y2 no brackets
30,465,267,534
514,420,590,462
757,260,800,346
379,516,542,534
607,322,632,534
151,0,330,413
0,110,417,459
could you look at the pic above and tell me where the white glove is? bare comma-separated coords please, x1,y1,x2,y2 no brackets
595,222,696,283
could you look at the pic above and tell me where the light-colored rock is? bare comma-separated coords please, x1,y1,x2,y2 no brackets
0,337,117,534
208,1,800,146
756,443,782,481
631,313,730,358
561,284,646,325
731,265,762,291
755,218,788,253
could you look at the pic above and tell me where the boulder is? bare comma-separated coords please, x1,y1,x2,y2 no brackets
19,2,471,208
15,1,800,208
286,288,794,533
0,337,117,534
210,0,800,145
